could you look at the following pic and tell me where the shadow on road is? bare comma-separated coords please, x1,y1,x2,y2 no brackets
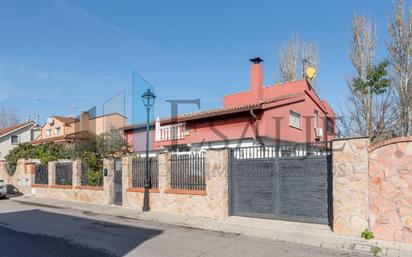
0,209,163,257
5,184,23,198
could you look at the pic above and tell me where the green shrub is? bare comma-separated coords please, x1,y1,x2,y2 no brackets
81,151,103,186
34,143,63,164
86,170,103,186
5,143,65,172
4,128,129,180
5,143,37,172
361,229,374,240
374,246,382,256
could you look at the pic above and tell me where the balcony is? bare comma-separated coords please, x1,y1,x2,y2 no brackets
155,118,186,142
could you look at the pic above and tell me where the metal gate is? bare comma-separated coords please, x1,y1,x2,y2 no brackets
229,143,332,224
114,159,122,205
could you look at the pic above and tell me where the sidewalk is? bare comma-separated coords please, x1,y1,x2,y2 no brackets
10,196,412,257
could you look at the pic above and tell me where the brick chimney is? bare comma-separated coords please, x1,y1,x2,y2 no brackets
250,57,264,103
80,111,90,132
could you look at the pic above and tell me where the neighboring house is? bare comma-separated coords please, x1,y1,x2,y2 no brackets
0,121,41,160
124,123,155,153
33,112,127,144
125,57,336,152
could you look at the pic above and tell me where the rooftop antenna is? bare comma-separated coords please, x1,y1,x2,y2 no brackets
70,104,77,117
34,96,42,124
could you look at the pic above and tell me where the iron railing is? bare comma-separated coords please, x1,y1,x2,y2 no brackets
231,142,332,160
34,163,48,185
170,152,205,190
55,162,73,186
132,157,159,188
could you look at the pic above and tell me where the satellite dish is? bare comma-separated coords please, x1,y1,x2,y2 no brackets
306,66,316,79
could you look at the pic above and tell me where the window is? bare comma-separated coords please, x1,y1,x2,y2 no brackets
54,127,61,135
46,129,52,136
314,110,319,128
289,111,302,129
11,135,18,145
327,118,334,134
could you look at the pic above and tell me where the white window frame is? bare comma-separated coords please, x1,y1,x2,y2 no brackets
11,135,19,145
54,127,61,135
46,129,52,136
289,110,302,129
314,109,319,128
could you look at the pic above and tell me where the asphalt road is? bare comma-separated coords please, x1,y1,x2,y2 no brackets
0,199,370,257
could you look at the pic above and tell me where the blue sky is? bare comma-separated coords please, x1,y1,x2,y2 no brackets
0,0,393,125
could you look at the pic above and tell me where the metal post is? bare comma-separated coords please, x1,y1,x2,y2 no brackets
143,106,151,212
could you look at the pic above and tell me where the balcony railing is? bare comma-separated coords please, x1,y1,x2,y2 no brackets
155,118,186,142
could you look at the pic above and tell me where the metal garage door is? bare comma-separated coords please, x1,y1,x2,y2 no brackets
229,143,332,224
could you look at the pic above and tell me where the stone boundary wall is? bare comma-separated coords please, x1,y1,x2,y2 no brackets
3,159,113,205
333,137,412,244
123,149,229,219
0,159,34,195
4,140,409,243
369,138,412,243
2,149,229,219
332,138,369,237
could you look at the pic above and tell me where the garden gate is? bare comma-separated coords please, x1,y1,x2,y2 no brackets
229,142,332,224
113,159,122,205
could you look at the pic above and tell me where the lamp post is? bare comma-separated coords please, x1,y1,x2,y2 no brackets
141,88,155,212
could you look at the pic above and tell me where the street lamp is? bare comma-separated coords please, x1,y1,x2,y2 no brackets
141,88,155,212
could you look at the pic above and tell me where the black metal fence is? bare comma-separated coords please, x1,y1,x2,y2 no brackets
80,162,103,186
34,163,48,185
132,157,158,188
55,162,73,186
231,141,332,159
170,152,205,190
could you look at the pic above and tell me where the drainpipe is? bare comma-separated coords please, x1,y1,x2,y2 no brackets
250,110,264,146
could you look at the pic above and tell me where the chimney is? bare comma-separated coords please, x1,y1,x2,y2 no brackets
249,57,264,103
80,112,90,132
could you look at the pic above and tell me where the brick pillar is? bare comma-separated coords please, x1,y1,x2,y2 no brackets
103,158,114,205
205,149,229,219
158,152,171,192
17,159,32,187
48,161,57,187
27,161,36,185
72,159,82,188
332,138,369,237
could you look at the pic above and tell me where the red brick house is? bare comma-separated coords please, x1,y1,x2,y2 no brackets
125,58,336,152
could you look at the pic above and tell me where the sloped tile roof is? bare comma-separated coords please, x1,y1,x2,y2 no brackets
123,93,303,130
161,93,302,123
53,116,77,124
0,122,33,138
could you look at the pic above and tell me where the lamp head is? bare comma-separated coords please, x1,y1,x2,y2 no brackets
142,89,156,108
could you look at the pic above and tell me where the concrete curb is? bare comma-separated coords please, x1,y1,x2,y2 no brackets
10,196,412,257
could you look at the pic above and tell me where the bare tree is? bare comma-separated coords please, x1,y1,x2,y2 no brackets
341,15,395,142
279,34,299,82
0,105,20,128
388,0,412,136
278,34,320,85
301,41,319,86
